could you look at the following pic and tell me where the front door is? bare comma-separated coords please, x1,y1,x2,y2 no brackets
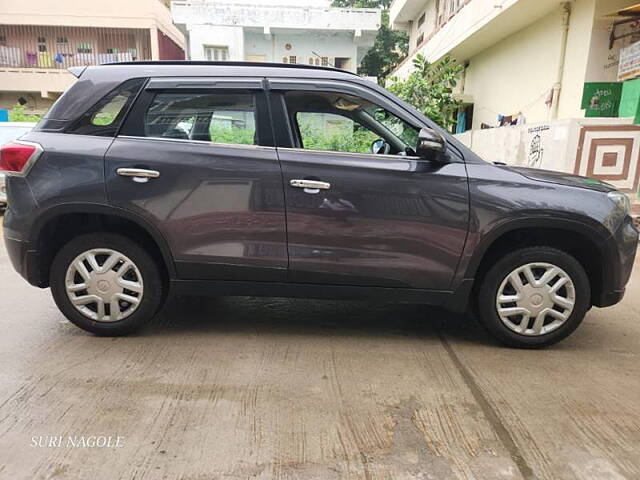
105,78,287,281
269,81,469,290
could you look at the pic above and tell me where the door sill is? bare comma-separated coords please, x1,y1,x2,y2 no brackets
169,278,473,312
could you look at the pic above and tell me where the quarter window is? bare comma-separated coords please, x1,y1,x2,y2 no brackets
67,78,145,137
143,91,257,145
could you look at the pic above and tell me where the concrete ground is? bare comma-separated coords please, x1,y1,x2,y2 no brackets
0,223,639,480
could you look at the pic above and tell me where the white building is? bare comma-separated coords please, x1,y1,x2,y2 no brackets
389,0,640,129
389,0,640,217
171,0,381,73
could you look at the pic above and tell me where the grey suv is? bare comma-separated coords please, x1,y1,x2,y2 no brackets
2,62,638,347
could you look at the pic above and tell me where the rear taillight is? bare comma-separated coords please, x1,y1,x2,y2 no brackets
0,141,43,176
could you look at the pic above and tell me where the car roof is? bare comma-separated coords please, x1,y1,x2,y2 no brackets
104,60,360,79
47,61,368,121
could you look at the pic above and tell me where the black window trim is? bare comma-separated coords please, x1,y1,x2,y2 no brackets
267,78,425,158
267,77,465,162
65,77,148,137
118,78,275,148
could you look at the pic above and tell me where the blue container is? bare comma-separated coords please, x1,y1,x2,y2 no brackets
0,109,9,122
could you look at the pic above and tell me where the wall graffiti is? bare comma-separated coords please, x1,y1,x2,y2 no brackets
526,125,550,168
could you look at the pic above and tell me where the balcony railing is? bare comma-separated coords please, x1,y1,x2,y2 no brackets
0,25,152,69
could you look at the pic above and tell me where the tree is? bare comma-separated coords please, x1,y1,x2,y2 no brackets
388,54,463,129
331,0,408,84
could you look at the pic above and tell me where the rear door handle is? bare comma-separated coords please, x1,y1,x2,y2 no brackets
116,168,160,183
290,179,331,192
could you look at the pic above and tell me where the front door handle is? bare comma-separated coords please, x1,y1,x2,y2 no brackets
290,179,331,194
117,168,160,183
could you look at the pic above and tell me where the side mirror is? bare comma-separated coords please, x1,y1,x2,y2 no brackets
371,138,389,155
416,127,447,160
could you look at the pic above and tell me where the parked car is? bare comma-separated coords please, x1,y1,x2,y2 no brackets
1,62,637,347
0,122,38,208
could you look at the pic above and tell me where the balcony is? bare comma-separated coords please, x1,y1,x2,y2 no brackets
391,0,562,79
0,25,152,70
171,1,381,33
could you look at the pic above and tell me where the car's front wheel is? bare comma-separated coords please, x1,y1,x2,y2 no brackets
477,246,590,348
50,233,164,336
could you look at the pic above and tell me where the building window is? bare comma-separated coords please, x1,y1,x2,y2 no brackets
56,37,68,45
77,43,92,54
37,36,47,53
321,57,329,66
437,0,462,25
416,33,424,46
204,46,229,61
282,56,288,63
417,12,425,28
289,55,297,64
334,57,351,71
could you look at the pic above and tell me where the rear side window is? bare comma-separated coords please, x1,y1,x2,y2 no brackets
67,78,145,137
143,91,257,145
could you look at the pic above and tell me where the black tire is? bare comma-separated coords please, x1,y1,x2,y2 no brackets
477,246,590,348
50,232,165,336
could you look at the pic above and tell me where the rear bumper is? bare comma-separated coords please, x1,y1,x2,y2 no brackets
4,235,41,287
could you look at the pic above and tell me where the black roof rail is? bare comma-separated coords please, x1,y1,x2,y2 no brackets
103,60,360,76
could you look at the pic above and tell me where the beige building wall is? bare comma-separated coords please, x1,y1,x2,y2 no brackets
463,8,563,129
0,0,183,47
557,0,596,120
0,0,184,114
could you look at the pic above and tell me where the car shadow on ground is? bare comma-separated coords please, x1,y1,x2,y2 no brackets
144,294,498,347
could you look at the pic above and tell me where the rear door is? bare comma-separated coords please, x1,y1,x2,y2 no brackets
268,78,469,290
105,77,287,281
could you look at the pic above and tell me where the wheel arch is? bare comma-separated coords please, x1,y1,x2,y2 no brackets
28,203,176,287
463,216,617,307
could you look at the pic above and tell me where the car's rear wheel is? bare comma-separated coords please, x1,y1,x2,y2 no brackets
477,246,590,348
50,233,164,336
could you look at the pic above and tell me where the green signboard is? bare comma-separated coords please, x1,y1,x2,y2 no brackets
581,82,622,117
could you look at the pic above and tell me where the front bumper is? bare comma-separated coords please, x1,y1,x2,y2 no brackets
595,215,638,307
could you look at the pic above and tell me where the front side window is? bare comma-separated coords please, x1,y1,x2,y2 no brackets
143,91,257,145
284,91,419,156
68,78,145,137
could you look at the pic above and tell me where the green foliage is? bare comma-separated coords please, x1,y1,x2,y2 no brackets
209,126,255,145
92,94,128,126
331,0,408,85
8,104,42,122
298,120,378,154
388,54,463,129
331,0,390,7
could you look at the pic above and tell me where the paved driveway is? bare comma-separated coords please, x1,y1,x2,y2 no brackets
0,223,639,479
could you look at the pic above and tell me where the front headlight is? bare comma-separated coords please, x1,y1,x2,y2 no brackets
608,190,631,215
